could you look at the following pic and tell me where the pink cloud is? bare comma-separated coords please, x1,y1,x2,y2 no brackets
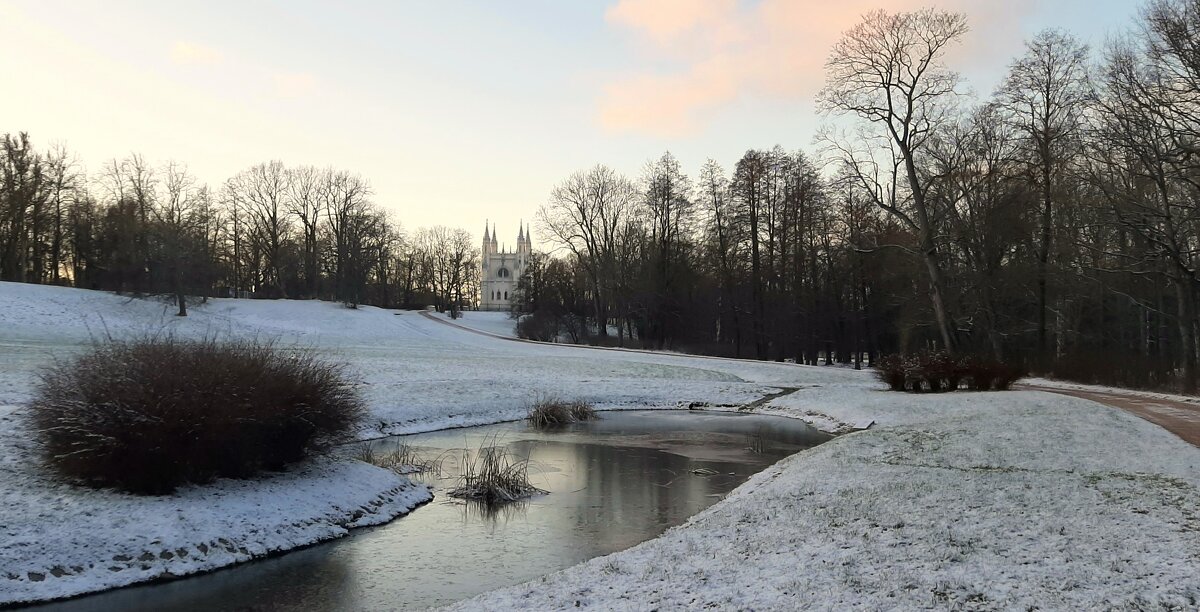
600,0,1032,137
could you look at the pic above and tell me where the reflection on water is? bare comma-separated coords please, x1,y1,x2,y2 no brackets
30,410,829,612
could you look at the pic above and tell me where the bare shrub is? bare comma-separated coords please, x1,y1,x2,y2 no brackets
515,310,560,342
29,335,364,494
449,439,545,505
527,397,598,429
875,354,908,391
876,351,1025,394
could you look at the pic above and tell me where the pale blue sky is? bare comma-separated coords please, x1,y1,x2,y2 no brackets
0,0,1141,244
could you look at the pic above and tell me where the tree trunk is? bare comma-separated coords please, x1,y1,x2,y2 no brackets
922,247,957,353
1175,278,1198,394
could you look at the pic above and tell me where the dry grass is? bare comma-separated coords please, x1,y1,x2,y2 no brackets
526,397,598,429
355,441,443,475
448,437,546,505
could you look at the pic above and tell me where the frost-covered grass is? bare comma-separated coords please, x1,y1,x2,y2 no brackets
4,282,1200,609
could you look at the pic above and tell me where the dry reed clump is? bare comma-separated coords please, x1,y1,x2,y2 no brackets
355,441,443,475
526,397,598,428
448,438,546,505
28,335,364,494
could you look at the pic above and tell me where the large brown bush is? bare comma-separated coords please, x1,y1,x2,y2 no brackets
28,336,364,494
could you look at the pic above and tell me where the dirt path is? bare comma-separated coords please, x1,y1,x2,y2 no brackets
1023,384,1200,447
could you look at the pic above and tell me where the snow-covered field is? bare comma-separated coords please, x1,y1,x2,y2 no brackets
2,282,1200,608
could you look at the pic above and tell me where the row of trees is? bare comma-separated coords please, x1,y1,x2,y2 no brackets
520,2,1200,393
0,142,479,315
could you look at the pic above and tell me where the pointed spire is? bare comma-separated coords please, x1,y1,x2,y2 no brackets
483,220,490,242
518,221,524,241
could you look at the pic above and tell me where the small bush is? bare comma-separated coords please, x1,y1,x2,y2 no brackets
527,397,598,429
875,350,1025,394
875,354,908,391
515,310,560,342
29,335,364,494
449,440,545,505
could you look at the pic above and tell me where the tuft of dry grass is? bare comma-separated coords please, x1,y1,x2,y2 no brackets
526,397,598,429
355,441,443,475
448,437,545,504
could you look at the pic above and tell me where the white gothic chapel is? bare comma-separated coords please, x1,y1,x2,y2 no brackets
479,222,531,311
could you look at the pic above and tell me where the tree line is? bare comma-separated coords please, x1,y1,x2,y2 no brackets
0,142,480,316
519,2,1200,393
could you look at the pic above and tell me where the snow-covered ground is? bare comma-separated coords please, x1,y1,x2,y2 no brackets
438,309,518,338
3,282,1200,608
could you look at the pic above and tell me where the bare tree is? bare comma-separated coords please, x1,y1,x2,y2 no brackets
0,133,45,282
539,165,637,337
1092,23,1200,393
324,170,375,306
731,149,769,358
818,8,969,352
224,161,292,297
998,28,1090,357
42,144,81,284
287,165,326,298
155,162,201,315
639,151,695,348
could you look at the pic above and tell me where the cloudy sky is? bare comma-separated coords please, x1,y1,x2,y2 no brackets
0,0,1140,244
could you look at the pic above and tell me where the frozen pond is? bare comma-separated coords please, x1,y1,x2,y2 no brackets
27,410,830,611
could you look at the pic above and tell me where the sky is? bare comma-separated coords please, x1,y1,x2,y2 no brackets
0,0,1142,248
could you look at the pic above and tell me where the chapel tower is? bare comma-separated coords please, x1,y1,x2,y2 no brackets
479,222,530,310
